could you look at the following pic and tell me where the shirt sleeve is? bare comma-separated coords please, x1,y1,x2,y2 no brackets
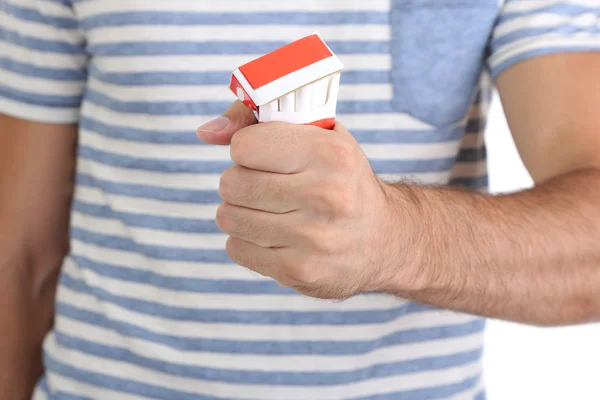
0,0,87,123
489,0,600,79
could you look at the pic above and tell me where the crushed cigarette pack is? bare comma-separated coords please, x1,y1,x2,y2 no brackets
229,32,344,130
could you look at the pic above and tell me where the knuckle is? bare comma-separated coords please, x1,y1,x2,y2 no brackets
230,129,253,165
318,138,359,171
215,203,228,231
225,236,241,264
312,226,339,255
309,181,357,217
290,258,320,284
218,169,234,202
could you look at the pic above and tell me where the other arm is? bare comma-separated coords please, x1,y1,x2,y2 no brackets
0,115,77,399
384,53,600,326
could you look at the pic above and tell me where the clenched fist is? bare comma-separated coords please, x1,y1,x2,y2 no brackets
197,101,413,299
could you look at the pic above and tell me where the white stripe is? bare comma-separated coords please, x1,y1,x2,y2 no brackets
6,0,74,18
80,128,231,161
0,41,87,70
494,12,600,39
56,315,483,373
0,68,83,96
46,371,151,400
30,386,48,400
77,158,221,191
380,160,488,185
58,285,477,342
447,378,485,400
77,0,391,17
75,186,219,220
490,34,600,69
76,154,485,193
70,240,263,280
0,96,79,123
253,56,344,105
71,211,227,249
88,77,392,102
44,338,482,400
64,267,411,313
451,160,488,178
93,54,391,73
88,25,390,43
0,9,81,45
501,0,598,15
461,133,486,149
80,128,466,161
82,102,435,134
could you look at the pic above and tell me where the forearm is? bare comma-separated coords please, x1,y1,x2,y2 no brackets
0,245,62,400
386,167,600,326
0,116,77,399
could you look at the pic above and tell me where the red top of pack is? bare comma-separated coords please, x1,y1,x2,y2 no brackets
229,33,343,110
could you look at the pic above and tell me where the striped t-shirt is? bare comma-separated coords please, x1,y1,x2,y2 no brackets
2,1,599,399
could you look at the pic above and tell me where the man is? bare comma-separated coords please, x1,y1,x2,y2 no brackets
1,0,599,399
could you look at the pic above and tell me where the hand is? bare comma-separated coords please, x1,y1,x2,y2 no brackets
197,102,408,299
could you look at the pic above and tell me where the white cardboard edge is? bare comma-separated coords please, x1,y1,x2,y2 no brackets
232,68,262,106
253,55,344,106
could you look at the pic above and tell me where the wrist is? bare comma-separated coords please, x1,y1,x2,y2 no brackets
375,182,434,295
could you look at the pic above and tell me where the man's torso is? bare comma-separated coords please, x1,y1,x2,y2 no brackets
37,1,499,399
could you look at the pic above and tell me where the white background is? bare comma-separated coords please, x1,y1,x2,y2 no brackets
483,94,600,399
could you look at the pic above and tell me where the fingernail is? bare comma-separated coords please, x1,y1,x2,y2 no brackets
197,116,230,133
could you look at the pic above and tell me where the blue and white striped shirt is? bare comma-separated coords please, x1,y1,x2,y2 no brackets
1,0,599,399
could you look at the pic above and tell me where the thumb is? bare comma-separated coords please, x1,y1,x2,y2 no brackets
196,100,257,145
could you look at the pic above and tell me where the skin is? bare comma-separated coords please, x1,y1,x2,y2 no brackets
1,52,599,396
0,115,77,400
197,52,600,326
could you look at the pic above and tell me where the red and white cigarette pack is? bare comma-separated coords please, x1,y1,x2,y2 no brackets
229,32,344,130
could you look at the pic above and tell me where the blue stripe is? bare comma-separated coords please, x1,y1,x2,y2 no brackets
500,4,600,21
38,375,50,395
44,353,225,400
70,254,291,294
493,25,600,50
78,145,233,173
54,393,91,400
0,2,78,29
474,391,487,400
80,116,466,145
89,66,390,86
466,117,487,134
71,227,231,263
89,40,389,56
72,199,220,234
76,173,222,203
0,84,80,108
56,301,484,353
80,11,389,29
357,375,481,400
46,351,482,400
55,331,482,386
0,27,83,54
491,45,600,78
84,89,394,115
60,273,457,325
78,145,484,175
0,56,85,81
449,175,489,190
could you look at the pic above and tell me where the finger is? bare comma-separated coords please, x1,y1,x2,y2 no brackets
219,165,302,213
196,100,257,145
230,122,325,174
226,236,290,283
216,203,296,248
